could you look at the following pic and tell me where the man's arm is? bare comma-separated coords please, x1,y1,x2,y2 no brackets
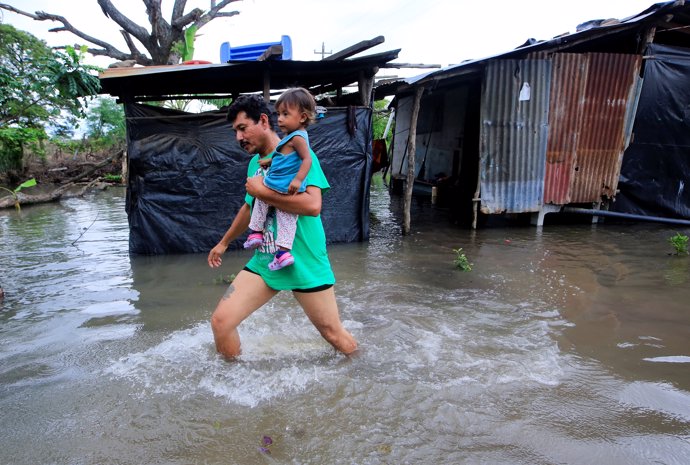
207,203,251,268
246,176,321,216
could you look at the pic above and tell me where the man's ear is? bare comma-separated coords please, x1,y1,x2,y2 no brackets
259,113,270,127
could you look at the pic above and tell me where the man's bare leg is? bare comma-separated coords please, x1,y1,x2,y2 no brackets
211,270,277,358
293,287,358,355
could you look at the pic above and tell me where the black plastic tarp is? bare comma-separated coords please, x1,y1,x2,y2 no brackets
614,43,690,220
125,103,372,254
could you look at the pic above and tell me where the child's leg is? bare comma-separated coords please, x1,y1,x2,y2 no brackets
268,209,298,270
244,199,269,249
274,209,299,250
248,199,270,232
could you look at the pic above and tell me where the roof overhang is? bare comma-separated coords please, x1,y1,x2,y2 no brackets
99,49,400,102
375,1,690,99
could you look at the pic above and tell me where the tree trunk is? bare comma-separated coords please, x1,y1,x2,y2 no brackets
0,151,123,209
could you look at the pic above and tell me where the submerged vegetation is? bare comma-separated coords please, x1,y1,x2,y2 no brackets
453,247,473,272
669,233,689,255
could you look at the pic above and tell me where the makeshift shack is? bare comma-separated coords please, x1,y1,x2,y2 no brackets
99,42,400,254
378,1,690,230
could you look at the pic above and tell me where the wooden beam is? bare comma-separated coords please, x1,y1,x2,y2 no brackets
383,63,442,69
324,36,385,61
403,85,424,236
257,44,283,61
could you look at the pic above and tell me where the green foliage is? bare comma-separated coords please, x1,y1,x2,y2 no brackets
182,25,198,62
0,25,101,172
453,247,473,272
171,25,198,62
103,174,122,182
372,99,394,145
84,97,125,148
213,273,236,285
0,127,47,171
669,233,689,256
48,45,102,117
0,178,37,211
198,97,233,110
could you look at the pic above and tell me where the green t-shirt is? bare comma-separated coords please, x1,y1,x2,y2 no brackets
244,150,335,290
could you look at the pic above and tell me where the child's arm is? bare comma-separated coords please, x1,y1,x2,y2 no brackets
246,177,322,216
287,135,313,195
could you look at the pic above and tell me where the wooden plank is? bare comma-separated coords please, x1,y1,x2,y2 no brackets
257,44,284,61
324,36,385,61
382,63,442,69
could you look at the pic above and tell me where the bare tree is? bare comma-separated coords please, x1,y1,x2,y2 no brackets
0,0,241,66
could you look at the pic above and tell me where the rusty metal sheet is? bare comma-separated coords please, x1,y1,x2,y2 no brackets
570,53,642,203
479,59,551,214
543,54,589,205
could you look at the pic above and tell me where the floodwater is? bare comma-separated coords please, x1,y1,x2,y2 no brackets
1,184,689,465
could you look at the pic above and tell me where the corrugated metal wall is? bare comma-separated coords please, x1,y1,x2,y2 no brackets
570,53,642,203
543,54,589,205
479,59,551,214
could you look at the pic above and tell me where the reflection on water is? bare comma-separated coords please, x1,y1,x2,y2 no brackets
1,186,689,464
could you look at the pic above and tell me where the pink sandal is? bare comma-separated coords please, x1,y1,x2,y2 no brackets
243,232,263,249
268,251,295,271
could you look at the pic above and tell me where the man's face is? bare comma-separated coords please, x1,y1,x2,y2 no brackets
232,111,266,155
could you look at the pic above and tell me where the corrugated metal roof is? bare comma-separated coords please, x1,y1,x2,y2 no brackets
376,1,680,99
479,59,551,214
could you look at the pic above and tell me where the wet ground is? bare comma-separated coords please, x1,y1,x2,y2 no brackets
1,184,689,464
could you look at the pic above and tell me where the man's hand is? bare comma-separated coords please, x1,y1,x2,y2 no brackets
208,242,228,268
245,175,264,197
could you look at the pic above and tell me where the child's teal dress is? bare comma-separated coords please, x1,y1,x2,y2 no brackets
263,129,309,194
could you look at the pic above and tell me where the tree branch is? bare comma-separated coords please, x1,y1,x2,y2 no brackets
0,1,242,66
172,7,204,28
144,0,171,42
119,31,152,64
0,3,39,20
173,0,241,29
96,0,151,47
171,0,188,23
0,3,131,59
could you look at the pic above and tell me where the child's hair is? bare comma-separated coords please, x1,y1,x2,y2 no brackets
275,88,316,127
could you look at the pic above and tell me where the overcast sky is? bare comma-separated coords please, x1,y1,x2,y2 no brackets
2,0,659,76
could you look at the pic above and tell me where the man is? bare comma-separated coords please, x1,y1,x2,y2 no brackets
208,94,358,358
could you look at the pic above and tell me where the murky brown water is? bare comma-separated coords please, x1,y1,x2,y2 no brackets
1,184,689,464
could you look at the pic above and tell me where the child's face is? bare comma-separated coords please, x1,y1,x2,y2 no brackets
276,103,306,135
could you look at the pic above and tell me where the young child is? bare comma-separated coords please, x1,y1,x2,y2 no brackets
243,87,316,271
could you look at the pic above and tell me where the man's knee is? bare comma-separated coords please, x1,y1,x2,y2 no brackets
211,307,234,333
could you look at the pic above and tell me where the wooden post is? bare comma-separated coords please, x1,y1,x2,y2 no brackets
638,25,656,54
358,68,377,106
263,69,270,101
403,85,424,235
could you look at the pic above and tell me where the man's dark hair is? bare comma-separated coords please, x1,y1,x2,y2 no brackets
226,94,276,130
